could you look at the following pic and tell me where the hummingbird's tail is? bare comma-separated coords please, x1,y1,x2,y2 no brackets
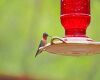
35,50,39,58
35,49,42,58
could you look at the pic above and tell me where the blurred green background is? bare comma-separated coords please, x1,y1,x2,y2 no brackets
0,0,100,80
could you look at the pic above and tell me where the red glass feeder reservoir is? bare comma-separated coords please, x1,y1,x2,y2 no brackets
60,0,90,37
39,0,100,56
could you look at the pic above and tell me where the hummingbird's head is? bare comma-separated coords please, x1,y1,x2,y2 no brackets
43,32,49,40
43,32,48,36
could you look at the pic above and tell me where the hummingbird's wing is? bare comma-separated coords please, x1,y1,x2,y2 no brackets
35,40,43,57
38,40,44,48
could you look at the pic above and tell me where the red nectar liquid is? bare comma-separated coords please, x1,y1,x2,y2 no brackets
60,0,91,37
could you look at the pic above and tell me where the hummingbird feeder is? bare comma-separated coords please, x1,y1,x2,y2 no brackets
40,0,100,56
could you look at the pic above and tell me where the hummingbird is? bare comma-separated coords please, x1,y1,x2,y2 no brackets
35,32,50,57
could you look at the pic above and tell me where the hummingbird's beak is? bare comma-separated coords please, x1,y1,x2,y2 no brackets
48,35,52,37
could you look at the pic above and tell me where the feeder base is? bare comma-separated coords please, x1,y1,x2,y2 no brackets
40,37,100,56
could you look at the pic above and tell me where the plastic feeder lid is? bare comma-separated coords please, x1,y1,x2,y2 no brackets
39,37,100,56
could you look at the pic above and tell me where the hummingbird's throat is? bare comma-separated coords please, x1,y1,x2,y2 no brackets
43,36,47,40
